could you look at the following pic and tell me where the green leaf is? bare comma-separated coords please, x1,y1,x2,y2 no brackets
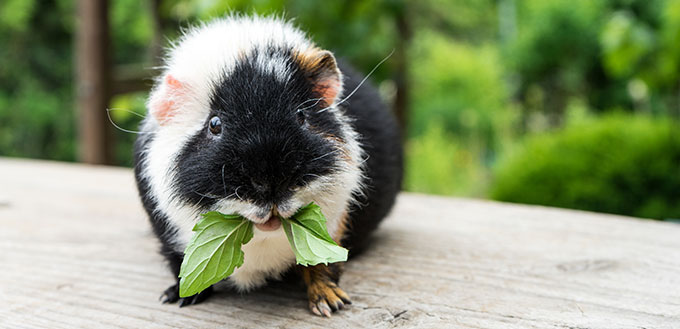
178,211,253,297
178,203,347,297
290,203,336,244
282,203,348,266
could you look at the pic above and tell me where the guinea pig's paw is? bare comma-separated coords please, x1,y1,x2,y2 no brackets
307,280,352,317
159,282,213,307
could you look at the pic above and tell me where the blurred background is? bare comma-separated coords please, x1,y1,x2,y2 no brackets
1,0,678,221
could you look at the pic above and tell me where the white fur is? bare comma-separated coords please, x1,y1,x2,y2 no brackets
140,15,364,291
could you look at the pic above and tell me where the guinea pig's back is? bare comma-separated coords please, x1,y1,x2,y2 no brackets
337,60,404,256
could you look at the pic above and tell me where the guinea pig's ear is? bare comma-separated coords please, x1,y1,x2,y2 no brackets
298,50,343,107
148,74,187,125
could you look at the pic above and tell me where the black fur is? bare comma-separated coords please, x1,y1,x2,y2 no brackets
133,133,188,304
336,60,403,255
133,48,403,303
174,47,345,213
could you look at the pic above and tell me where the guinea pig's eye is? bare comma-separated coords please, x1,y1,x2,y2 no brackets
296,109,306,125
208,116,222,135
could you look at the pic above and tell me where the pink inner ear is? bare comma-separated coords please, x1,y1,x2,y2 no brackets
165,74,183,89
315,78,341,106
150,74,184,124
152,99,176,124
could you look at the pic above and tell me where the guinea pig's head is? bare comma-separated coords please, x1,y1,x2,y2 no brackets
144,17,363,228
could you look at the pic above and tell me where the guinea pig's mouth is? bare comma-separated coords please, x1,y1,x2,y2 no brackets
254,214,282,231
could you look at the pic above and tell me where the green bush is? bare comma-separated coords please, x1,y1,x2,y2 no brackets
490,114,680,220
405,123,488,197
409,33,514,155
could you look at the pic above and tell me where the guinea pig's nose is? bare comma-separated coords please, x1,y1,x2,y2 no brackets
251,178,269,194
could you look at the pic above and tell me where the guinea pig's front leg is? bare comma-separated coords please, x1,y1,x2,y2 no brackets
300,263,351,317
158,250,214,307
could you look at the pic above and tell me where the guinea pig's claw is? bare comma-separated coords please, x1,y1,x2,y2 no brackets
178,296,195,308
178,287,213,307
309,301,323,316
159,282,213,307
310,300,333,317
160,284,180,304
307,280,351,317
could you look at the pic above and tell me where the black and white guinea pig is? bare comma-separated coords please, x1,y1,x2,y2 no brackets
133,15,402,317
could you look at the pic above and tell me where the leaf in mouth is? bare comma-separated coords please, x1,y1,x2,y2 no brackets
178,212,253,297
281,203,348,266
178,203,347,297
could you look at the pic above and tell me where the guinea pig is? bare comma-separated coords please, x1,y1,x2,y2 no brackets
133,15,403,317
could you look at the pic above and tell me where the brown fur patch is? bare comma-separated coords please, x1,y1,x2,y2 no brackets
296,48,331,72
295,49,342,106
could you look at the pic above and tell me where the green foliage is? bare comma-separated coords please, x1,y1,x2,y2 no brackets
179,212,253,297
510,0,680,120
597,0,680,116
654,0,680,87
406,33,517,196
410,34,512,145
282,203,348,266
111,0,153,64
600,11,655,78
405,123,488,197
510,0,605,122
513,0,603,88
409,31,521,170
0,0,36,32
0,0,75,161
491,114,680,220
180,203,346,296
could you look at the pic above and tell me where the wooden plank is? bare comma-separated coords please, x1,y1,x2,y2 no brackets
0,157,679,328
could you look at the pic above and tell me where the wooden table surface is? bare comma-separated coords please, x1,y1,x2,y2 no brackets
0,158,679,329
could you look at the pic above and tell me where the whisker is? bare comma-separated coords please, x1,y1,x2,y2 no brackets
302,173,322,181
234,186,244,201
360,154,371,165
221,191,238,199
192,190,221,204
298,97,325,111
318,49,395,113
108,107,147,119
309,149,340,163
295,97,325,110
106,108,147,134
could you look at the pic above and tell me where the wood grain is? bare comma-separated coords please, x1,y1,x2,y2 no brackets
0,158,678,328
